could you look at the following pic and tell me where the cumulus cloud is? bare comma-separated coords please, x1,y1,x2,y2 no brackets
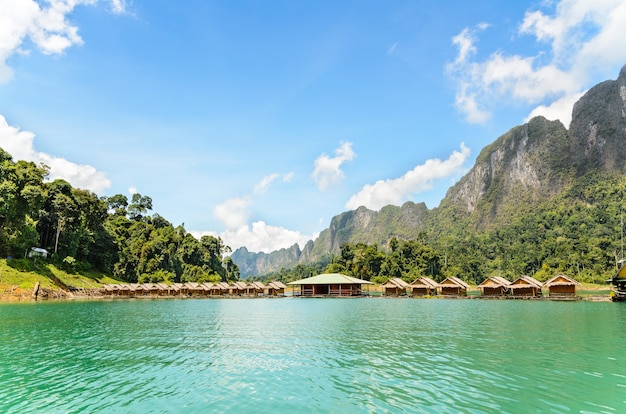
312,141,356,190
207,172,316,252
447,0,626,127
345,143,471,211
213,196,252,230
0,0,127,83
192,222,317,254
0,115,111,193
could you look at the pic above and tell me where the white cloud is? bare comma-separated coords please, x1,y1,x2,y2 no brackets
525,91,584,126
128,186,137,195
345,143,471,211
209,172,314,252
254,173,279,195
447,0,626,127
0,0,127,83
253,172,293,195
312,141,356,190
192,222,317,254
0,115,111,193
213,196,252,230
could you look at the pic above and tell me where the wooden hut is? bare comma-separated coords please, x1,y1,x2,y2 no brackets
287,273,373,297
478,276,511,297
439,277,469,296
381,278,409,296
267,281,287,296
102,284,117,296
231,281,248,296
544,274,580,297
248,281,266,296
409,277,439,296
508,276,543,297
214,282,230,296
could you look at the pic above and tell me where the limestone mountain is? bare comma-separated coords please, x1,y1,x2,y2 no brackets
232,65,626,278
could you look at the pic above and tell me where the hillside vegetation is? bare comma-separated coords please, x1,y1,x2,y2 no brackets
235,65,626,284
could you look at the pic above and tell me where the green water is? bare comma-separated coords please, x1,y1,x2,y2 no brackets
0,298,624,413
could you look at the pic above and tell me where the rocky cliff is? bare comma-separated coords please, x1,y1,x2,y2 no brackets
233,64,626,278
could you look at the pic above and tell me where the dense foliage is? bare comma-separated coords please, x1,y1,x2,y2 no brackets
0,148,238,283
260,173,626,285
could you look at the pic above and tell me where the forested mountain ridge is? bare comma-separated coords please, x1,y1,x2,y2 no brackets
233,64,626,280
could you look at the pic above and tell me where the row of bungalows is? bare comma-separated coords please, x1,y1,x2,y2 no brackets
101,280,287,298
478,274,580,298
379,274,581,299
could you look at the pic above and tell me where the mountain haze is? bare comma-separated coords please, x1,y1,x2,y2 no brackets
232,65,626,278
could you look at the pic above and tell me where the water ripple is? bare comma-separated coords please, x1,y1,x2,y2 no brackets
1,299,625,413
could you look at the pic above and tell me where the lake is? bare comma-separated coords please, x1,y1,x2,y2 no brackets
1,298,625,413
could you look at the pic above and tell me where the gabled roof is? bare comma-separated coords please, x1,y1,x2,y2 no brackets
409,277,439,288
510,276,543,288
381,278,409,288
544,274,580,286
268,281,287,289
232,281,248,289
439,276,469,289
249,281,265,289
288,273,373,285
478,276,511,288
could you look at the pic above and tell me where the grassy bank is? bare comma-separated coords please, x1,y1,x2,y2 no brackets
0,258,121,300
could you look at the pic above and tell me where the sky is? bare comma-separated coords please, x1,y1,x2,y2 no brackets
1,0,626,254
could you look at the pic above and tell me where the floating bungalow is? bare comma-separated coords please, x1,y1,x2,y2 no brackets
267,281,287,296
409,277,439,296
100,281,286,298
381,278,409,296
439,277,469,296
478,276,511,297
544,274,580,298
230,281,248,296
248,281,266,296
508,276,543,297
288,273,373,297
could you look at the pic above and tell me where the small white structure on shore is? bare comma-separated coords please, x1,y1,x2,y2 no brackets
27,247,49,259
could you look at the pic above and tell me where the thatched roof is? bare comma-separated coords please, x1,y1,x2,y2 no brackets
216,282,230,290
478,276,511,288
409,277,439,288
544,274,580,286
288,273,373,285
267,281,287,289
509,276,543,289
439,277,469,289
232,281,248,290
249,281,266,290
381,278,409,288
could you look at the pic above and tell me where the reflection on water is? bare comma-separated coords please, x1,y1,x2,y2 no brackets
1,298,625,413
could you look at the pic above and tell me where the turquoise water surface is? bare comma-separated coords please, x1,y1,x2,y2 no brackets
1,298,625,413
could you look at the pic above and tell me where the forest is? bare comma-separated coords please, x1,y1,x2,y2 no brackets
2,144,624,287
260,172,626,286
0,148,239,284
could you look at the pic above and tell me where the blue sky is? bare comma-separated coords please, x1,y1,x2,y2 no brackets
1,0,626,253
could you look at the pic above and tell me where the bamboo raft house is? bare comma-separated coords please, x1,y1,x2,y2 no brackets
101,281,285,298
439,277,469,296
381,278,409,296
248,281,266,296
266,281,287,296
409,277,439,296
478,276,511,297
544,274,580,298
508,276,543,298
287,273,373,297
